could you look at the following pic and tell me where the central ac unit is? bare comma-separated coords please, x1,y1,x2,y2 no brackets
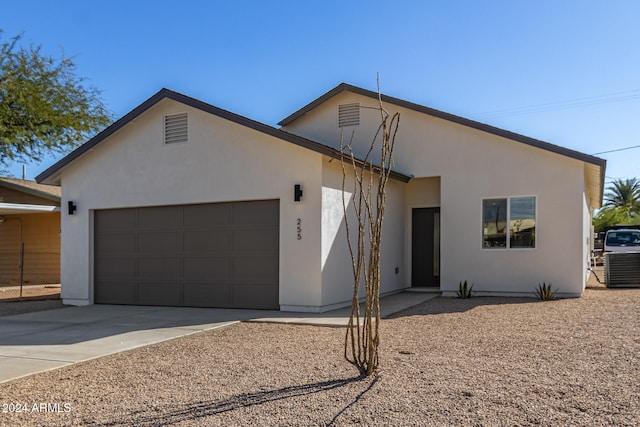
605,252,640,288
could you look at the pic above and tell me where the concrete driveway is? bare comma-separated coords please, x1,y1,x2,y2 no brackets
0,292,437,383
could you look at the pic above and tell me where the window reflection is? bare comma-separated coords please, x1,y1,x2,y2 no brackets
483,198,507,248
482,196,536,249
510,197,536,248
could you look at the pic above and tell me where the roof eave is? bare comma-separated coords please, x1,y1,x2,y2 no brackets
36,88,411,185
0,179,61,202
279,83,607,169
0,202,60,215
36,88,174,184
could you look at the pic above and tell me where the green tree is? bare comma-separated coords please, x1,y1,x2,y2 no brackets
594,178,640,232
0,30,112,167
603,178,640,215
593,207,640,233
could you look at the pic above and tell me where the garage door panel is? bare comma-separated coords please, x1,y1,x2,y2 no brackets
234,200,278,225
95,233,136,255
138,282,182,305
184,203,233,227
138,206,182,230
233,283,279,308
234,228,279,252
94,281,137,304
95,200,279,309
95,257,137,279
138,257,182,279
184,230,232,252
95,209,137,232
184,257,231,281
138,232,182,253
183,283,232,307
233,256,279,282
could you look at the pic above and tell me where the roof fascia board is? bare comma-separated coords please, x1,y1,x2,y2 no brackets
36,88,411,184
278,83,606,169
0,180,61,203
597,159,606,207
36,89,171,184
0,202,60,213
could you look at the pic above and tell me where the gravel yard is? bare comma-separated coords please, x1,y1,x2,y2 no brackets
1,279,638,426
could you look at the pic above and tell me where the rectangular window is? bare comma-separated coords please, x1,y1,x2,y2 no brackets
483,196,536,249
483,198,507,248
509,196,536,248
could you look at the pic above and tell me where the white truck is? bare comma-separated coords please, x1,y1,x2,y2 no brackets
604,229,640,253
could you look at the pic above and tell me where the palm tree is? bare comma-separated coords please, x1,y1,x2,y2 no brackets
603,178,640,215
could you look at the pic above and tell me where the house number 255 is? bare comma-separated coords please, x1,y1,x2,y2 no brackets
296,218,302,240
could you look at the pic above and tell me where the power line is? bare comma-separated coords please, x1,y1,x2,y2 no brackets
592,144,640,155
472,89,640,120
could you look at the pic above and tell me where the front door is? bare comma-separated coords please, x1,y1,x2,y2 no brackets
412,207,440,287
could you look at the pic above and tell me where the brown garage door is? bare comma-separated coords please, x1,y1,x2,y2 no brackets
94,200,279,309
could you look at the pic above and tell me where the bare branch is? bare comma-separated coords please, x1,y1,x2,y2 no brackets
342,79,400,376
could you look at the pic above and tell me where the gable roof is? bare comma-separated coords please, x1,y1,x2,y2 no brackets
0,177,61,202
279,83,607,168
36,89,411,185
278,82,607,207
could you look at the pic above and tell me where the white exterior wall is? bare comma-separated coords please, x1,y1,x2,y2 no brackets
284,91,590,296
59,98,324,309
320,159,405,310
438,153,586,296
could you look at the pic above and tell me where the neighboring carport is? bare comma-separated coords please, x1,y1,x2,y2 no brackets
0,178,61,287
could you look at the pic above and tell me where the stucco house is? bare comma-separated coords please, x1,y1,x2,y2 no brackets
0,178,61,286
36,83,605,312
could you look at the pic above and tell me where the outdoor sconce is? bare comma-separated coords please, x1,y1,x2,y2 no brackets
68,201,77,215
294,184,303,202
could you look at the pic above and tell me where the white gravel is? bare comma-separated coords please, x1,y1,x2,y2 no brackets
1,285,638,426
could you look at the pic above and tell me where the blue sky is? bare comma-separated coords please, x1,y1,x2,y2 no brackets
3,1,640,184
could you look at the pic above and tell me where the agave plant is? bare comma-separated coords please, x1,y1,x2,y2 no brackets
535,283,557,301
456,280,474,299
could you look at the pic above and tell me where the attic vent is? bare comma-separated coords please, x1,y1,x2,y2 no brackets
164,113,188,144
338,103,360,127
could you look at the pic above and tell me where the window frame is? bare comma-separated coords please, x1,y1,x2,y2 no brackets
482,195,537,250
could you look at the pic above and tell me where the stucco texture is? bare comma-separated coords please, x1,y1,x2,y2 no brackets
284,90,594,296
59,99,324,309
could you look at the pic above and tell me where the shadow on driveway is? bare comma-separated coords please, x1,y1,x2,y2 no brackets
0,305,272,383
0,304,272,346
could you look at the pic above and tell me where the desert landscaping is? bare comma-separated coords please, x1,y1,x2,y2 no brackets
0,271,638,426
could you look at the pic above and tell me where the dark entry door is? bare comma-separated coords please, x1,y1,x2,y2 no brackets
412,207,440,287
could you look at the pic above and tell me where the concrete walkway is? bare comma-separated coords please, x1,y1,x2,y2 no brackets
0,291,438,384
